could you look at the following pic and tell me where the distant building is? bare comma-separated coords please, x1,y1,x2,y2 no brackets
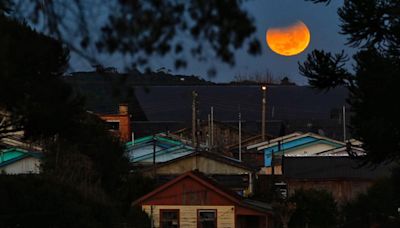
244,132,364,174
139,151,255,196
282,156,392,203
98,104,132,142
133,171,274,228
0,148,42,174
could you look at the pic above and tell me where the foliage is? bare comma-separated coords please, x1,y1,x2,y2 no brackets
0,174,118,228
288,188,338,228
341,170,400,228
10,0,261,75
127,206,152,228
115,172,156,217
0,13,154,228
300,0,400,163
42,113,129,194
0,14,84,139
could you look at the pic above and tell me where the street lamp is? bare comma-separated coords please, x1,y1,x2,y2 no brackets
261,85,267,141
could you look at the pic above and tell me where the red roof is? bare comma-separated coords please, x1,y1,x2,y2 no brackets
133,170,272,215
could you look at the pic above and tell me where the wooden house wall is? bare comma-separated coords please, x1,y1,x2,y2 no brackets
287,179,373,203
144,156,250,176
140,176,237,205
0,157,41,174
142,205,235,228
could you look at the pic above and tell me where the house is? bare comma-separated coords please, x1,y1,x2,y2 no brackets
282,156,392,203
140,151,256,196
245,132,364,174
133,171,274,228
126,135,194,165
98,103,132,142
0,148,42,174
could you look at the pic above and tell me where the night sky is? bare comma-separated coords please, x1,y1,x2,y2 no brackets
71,0,353,84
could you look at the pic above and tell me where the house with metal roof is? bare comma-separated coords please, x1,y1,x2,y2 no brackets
244,132,345,171
140,151,256,196
243,132,365,175
0,148,42,174
126,135,195,164
133,170,274,228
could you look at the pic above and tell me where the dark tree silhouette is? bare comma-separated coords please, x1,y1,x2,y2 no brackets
0,13,84,140
9,0,261,75
299,0,400,163
289,189,338,228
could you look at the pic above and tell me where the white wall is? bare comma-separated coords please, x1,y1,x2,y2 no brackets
1,157,41,174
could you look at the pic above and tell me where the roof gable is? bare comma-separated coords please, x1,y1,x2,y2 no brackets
141,151,254,172
0,148,42,167
133,171,242,206
258,132,344,151
126,135,194,163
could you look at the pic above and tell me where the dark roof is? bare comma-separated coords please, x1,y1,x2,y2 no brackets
65,72,349,138
134,85,348,122
282,156,392,180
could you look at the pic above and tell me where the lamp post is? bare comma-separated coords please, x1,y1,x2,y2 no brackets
261,85,267,141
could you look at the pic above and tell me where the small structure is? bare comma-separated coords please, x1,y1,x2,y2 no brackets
133,171,274,228
99,104,132,142
140,151,255,196
245,132,363,174
0,148,42,174
282,156,391,203
126,135,194,165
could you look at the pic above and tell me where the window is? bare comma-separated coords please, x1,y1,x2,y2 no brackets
106,121,120,130
197,210,217,228
160,209,179,228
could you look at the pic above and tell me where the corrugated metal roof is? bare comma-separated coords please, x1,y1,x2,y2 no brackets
126,135,194,163
0,148,42,167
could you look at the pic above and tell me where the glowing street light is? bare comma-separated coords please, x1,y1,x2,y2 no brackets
261,85,267,140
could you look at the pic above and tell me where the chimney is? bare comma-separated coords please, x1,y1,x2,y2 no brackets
119,103,129,115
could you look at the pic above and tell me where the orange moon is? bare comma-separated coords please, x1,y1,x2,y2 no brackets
266,21,310,56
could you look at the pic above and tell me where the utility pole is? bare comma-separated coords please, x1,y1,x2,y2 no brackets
211,106,214,150
196,95,200,150
152,134,156,178
261,85,267,141
342,105,346,142
207,114,211,150
238,109,242,161
192,91,198,147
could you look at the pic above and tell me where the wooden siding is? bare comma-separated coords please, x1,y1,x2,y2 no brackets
287,179,373,204
0,157,40,174
142,205,235,228
144,156,250,175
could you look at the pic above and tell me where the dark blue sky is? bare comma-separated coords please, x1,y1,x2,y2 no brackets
70,0,353,84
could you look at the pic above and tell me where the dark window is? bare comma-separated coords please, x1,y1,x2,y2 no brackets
160,209,179,228
106,121,119,130
198,210,217,228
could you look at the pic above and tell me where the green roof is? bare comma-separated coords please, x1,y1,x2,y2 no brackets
0,148,42,167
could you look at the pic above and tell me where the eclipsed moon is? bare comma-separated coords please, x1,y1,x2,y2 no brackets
266,21,310,56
